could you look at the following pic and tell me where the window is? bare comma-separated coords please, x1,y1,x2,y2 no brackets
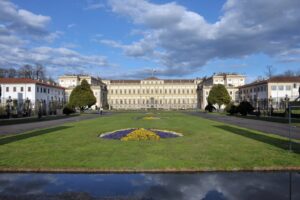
28,87,31,92
230,91,233,95
294,83,297,88
21,87,24,92
13,87,16,92
44,88,46,93
6,87,9,92
286,85,291,90
48,89,50,94
278,85,284,90
271,86,277,91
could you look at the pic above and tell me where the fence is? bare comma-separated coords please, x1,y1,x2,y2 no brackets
0,97,64,118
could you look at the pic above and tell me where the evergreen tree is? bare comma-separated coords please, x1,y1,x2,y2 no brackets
69,79,96,111
207,84,231,109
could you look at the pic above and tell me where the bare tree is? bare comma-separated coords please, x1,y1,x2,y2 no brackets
7,68,17,78
34,64,46,80
0,68,6,78
265,65,275,78
18,64,34,78
283,70,295,77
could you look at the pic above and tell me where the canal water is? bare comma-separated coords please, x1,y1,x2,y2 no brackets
0,172,299,200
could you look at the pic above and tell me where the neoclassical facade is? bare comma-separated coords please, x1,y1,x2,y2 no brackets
102,77,202,110
198,73,246,109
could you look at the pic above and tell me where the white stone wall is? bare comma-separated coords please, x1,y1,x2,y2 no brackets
0,83,64,110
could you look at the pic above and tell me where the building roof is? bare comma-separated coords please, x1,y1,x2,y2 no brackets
110,80,141,84
239,76,300,88
108,78,195,84
0,78,65,90
144,76,160,80
164,79,194,83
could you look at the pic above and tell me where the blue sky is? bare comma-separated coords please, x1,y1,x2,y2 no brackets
1,0,300,81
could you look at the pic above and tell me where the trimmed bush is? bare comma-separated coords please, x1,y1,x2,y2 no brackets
205,103,216,112
237,101,254,116
225,102,238,115
63,104,75,115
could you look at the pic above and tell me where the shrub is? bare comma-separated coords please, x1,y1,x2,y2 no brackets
207,84,231,109
0,106,7,118
69,79,96,112
63,104,75,115
237,101,254,116
205,103,216,112
225,102,238,115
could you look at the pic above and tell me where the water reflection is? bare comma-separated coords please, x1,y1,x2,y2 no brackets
0,172,299,200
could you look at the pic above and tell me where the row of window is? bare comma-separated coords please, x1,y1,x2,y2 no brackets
215,78,244,83
271,85,293,91
6,86,31,92
110,99,196,104
36,86,62,95
4,86,62,95
240,86,267,94
241,84,298,94
110,88,195,95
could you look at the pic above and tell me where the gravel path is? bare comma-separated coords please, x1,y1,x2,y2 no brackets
188,112,300,140
0,113,109,136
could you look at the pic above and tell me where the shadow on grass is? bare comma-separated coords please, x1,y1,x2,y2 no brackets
0,126,72,145
214,125,300,154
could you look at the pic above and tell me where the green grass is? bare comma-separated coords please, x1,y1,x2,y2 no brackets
0,112,299,171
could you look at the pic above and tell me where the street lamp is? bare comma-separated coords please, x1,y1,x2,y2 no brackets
268,96,273,115
284,94,289,111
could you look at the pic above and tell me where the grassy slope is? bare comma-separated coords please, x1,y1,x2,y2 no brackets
0,112,299,170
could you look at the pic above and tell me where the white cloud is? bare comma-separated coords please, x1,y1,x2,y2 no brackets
0,0,51,36
0,0,112,74
67,23,76,29
106,0,300,76
84,0,105,10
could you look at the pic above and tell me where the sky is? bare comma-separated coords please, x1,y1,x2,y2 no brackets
0,0,300,82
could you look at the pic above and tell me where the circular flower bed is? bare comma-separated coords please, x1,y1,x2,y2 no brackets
100,128,182,141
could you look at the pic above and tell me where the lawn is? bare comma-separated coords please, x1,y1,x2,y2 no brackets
0,112,299,171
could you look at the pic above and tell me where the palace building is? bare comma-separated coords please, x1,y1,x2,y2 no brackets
198,73,246,109
239,76,300,110
102,77,202,110
0,78,65,114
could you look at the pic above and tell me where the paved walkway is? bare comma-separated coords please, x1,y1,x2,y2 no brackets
0,113,108,136
188,112,300,140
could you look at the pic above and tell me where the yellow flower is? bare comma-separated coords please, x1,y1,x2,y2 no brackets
121,128,160,141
